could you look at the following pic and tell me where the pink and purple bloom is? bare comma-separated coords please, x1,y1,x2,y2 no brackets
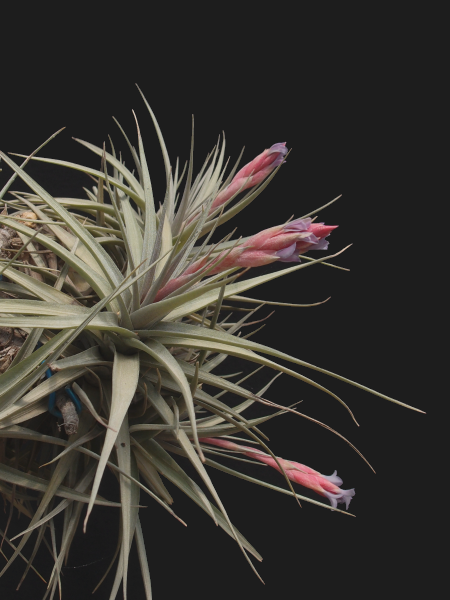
199,437,355,510
235,217,338,265
155,217,337,301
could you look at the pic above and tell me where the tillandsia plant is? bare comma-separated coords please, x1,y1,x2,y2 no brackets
0,85,422,599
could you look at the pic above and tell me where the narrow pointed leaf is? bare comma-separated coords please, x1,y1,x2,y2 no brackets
162,246,350,321
9,154,145,207
125,338,202,459
84,352,140,530
73,137,144,196
0,152,125,291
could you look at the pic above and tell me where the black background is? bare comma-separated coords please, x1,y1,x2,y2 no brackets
0,8,442,600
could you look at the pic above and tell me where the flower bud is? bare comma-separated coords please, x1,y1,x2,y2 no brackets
210,142,288,212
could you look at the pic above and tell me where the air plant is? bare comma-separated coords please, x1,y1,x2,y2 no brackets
0,85,422,599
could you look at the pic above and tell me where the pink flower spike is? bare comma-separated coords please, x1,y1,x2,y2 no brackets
154,216,337,301
232,142,287,181
199,437,355,510
247,218,313,252
209,142,288,213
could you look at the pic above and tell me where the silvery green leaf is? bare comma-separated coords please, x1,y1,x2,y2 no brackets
0,329,73,404
130,269,238,329
136,85,171,194
111,416,140,599
162,246,350,321
112,117,143,182
0,153,125,291
137,438,262,561
225,294,331,307
1,266,80,305
131,113,157,288
51,196,118,217
0,313,133,336
134,517,153,600
0,526,46,583
0,413,111,579
0,127,66,202
15,198,109,278
121,197,144,288
125,338,201,458
140,332,357,422
84,352,140,530
138,353,261,404
154,212,173,281
134,446,174,505
0,280,37,300
50,345,105,370
72,138,144,197
0,367,88,426
8,153,145,208
8,327,43,368
0,218,117,310
150,321,421,414
139,360,250,425
172,116,194,235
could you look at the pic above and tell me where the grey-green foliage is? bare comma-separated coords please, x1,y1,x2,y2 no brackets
0,88,418,600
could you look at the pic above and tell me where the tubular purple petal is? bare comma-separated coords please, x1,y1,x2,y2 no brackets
276,243,300,262
322,471,344,486
283,218,312,232
323,488,355,510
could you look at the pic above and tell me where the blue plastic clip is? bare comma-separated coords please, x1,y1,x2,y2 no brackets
46,367,58,415
48,384,83,418
37,342,82,417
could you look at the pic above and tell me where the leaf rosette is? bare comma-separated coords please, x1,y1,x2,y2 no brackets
0,87,421,599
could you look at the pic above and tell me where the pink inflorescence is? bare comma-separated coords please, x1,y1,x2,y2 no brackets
199,437,355,510
155,217,337,301
210,142,289,213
